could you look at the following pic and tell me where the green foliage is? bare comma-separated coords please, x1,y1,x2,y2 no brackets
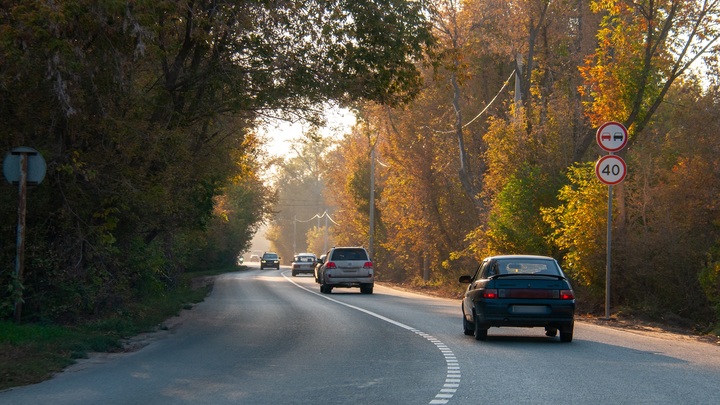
486,164,558,256
542,162,608,300
699,248,720,323
1,0,433,322
194,174,272,269
348,158,372,216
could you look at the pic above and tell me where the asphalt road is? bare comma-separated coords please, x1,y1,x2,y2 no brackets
2,265,720,404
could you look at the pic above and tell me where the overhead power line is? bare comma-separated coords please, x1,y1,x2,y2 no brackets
294,211,338,225
432,69,516,134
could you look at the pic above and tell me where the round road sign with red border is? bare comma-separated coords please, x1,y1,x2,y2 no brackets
596,121,628,152
595,154,627,185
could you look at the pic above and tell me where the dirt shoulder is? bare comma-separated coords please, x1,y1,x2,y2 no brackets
577,314,720,345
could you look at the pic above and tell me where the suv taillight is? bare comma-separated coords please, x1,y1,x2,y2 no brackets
325,262,337,269
363,261,373,268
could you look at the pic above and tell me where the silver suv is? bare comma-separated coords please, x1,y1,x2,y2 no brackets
316,247,374,294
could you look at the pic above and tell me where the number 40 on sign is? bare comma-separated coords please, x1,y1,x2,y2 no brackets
595,154,626,185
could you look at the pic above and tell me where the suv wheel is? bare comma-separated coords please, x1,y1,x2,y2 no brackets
360,284,373,294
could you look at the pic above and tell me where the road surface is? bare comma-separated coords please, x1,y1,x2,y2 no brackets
2,265,720,404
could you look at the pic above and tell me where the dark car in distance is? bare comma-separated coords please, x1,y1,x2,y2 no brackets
260,252,280,270
459,255,575,342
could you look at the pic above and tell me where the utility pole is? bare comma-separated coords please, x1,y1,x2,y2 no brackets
369,146,376,260
323,212,328,254
293,215,296,255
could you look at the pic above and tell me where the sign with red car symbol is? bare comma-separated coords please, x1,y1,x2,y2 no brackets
596,121,628,152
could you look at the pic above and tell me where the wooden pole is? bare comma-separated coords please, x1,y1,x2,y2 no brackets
14,152,28,322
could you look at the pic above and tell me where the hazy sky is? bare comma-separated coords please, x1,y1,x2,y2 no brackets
261,107,356,158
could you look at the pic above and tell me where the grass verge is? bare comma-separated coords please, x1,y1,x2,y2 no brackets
0,266,234,391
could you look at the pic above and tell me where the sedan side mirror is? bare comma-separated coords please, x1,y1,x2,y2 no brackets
458,275,473,284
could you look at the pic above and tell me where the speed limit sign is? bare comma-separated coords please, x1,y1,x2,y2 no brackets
595,155,626,185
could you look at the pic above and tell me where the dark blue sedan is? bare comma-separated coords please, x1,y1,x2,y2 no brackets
459,255,576,342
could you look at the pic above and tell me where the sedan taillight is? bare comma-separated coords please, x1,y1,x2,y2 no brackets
560,289,575,300
482,289,499,299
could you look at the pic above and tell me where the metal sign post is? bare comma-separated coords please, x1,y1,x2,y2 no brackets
595,122,628,320
605,185,613,320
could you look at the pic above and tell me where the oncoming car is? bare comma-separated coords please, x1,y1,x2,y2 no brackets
316,247,373,294
291,253,317,277
459,255,575,342
260,252,280,270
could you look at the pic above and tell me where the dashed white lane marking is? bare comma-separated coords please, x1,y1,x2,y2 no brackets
283,273,460,404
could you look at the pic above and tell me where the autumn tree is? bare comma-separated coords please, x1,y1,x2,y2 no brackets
320,124,379,249
580,0,720,137
547,0,720,316
350,95,480,284
616,80,720,322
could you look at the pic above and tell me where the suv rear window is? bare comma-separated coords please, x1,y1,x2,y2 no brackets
330,248,368,261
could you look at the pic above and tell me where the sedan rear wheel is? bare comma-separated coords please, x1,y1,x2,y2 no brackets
463,315,474,336
559,325,574,342
473,313,488,341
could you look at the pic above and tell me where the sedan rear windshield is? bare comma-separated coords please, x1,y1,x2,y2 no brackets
330,249,368,261
495,259,560,276
294,256,315,262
